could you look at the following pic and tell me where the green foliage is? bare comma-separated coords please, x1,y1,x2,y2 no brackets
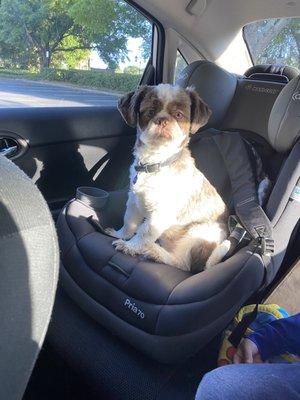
0,0,152,72
0,0,78,69
244,18,300,69
40,68,142,92
123,65,141,74
0,67,142,92
70,0,151,69
52,36,90,69
259,21,300,68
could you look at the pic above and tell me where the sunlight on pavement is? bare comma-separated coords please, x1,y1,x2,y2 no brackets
0,79,119,108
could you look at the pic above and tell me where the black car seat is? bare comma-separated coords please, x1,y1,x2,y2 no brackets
0,155,59,399
56,61,300,363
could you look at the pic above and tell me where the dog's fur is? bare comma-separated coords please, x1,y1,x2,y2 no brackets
106,84,230,271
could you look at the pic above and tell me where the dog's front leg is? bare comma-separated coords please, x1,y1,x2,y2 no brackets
105,193,143,240
113,213,173,256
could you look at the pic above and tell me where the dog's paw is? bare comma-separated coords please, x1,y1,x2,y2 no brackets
142,245,161,262
112,239,140,256
205,239,231,269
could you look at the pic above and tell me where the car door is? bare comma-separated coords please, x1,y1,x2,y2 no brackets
0,1,163,218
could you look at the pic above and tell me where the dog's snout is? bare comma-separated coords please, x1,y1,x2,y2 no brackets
154,116,169,127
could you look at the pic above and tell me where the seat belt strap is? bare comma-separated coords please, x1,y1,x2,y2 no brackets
228,304,259,348
212,132,274,257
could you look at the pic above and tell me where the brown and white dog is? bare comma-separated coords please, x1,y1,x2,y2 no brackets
106,84,230,271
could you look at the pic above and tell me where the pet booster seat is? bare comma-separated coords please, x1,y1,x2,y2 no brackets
57,62,300,363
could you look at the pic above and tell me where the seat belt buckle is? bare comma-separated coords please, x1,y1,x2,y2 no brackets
258,237,275,256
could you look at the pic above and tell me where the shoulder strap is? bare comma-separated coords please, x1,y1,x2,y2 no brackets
211,131,274,256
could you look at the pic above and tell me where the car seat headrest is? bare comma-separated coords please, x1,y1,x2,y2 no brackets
176,61,237,128
245,64,299,83
268,74,300,152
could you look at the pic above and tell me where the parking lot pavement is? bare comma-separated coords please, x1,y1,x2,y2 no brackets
0,78,119,108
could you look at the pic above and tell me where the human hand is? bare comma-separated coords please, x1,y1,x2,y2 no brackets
233,338,263,364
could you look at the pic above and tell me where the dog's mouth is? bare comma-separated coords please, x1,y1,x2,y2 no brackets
153,127,173,140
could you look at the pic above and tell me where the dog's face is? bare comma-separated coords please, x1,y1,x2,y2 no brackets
118,84,211,146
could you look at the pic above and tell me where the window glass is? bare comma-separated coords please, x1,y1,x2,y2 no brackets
243,18,300,69
174,51,188,82
0,0,152,107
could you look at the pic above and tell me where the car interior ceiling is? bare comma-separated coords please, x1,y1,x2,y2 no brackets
1,1,299,400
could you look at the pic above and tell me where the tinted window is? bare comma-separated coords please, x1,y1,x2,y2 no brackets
174,51,188,82
0,0,152,107
244,18,300,69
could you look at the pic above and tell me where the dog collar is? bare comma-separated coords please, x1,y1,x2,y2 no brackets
134,151,182,174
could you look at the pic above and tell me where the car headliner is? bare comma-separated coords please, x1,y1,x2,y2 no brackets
136,0,300,66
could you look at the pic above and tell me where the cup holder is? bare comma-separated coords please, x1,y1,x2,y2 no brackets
76,186,109,211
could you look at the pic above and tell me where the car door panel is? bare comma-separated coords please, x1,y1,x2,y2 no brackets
0,106,135,214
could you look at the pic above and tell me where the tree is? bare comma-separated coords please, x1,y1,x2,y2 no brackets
0,0,79,69
0,0,152,71
52,35,90,69
244,18,300,69
70,0,151,69
123,65,141,74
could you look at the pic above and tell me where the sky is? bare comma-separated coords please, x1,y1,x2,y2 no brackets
89,37,147,71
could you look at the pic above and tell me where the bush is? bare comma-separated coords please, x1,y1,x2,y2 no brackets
0,67,142,93
0,68,38,79
41,68,142,92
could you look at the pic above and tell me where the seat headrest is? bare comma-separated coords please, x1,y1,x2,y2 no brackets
245,64,299,83
268,74,300,152
176,61,237,128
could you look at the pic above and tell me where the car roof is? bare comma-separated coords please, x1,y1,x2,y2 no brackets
136,0,300,72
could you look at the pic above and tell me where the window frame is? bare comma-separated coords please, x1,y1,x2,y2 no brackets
242,26,255,66
126,0,165,85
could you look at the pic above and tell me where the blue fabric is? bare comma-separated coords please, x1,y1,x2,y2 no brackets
249,307,289,332
196,363,300,400
247,313,300,361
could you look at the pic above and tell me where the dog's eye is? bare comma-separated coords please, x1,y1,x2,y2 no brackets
174,111,184,119
147,109,155,118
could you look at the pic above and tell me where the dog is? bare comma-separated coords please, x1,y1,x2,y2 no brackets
105,84,230,271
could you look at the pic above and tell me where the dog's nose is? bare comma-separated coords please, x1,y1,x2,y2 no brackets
154,117,169,127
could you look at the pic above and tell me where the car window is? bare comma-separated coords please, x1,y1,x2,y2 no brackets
174,51,188,82
243,18,300,69
0,0,152,107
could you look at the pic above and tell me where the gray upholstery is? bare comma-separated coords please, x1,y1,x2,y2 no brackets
244,64,299,82
0,155,58,400
57,192,265,363
268,74,300,152
177,61,285,142
176,61,237,128
221,79,283,141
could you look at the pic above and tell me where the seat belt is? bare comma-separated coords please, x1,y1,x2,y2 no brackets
210,130,276,347
211,131,274,259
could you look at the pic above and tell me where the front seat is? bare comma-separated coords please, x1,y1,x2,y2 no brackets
0,155,59,400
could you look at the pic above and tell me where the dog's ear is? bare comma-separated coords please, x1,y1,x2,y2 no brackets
186,87,212,134
118,86,151,127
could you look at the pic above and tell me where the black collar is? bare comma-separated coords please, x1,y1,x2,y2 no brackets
134,151,182,173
